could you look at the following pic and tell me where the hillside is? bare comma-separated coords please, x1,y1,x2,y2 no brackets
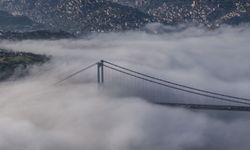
0,30,74,40
0,10,44,31
0,0,154,33
0,49,49,80
110,0,250,27
0,0,249,33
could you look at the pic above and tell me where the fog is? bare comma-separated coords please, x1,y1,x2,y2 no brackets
1,24,250,150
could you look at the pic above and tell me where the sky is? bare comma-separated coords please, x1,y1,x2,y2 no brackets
0,24,250,150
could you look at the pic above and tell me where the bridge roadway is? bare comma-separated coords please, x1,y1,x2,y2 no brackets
153,102,250,112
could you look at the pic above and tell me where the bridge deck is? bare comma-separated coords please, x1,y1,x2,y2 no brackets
153,102,250,112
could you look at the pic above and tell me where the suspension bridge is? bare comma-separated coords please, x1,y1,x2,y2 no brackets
56,60,250,112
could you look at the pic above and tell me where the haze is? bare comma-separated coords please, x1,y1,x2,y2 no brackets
0,24,250,150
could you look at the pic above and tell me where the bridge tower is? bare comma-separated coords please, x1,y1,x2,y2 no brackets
97,60,104,84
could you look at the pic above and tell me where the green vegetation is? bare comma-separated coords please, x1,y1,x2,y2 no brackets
0,49,49,80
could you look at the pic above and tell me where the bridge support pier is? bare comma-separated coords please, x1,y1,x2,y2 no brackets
97,60,104,84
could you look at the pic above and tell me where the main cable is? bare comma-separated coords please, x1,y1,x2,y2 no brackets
54,62,97,85
104,64,250,106
103,60,250,102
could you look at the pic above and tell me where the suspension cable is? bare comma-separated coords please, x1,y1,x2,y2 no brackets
54,62,97,85
103,60,250,102
104,64,250,106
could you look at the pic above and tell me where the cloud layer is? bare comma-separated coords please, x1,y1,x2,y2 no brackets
0,24,250,150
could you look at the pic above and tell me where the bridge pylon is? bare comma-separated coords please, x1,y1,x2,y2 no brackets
97,60,104,84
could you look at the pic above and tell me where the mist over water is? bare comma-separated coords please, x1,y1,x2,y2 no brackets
1,25,250,150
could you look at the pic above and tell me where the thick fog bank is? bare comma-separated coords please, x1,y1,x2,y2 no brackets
0,25,250,150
